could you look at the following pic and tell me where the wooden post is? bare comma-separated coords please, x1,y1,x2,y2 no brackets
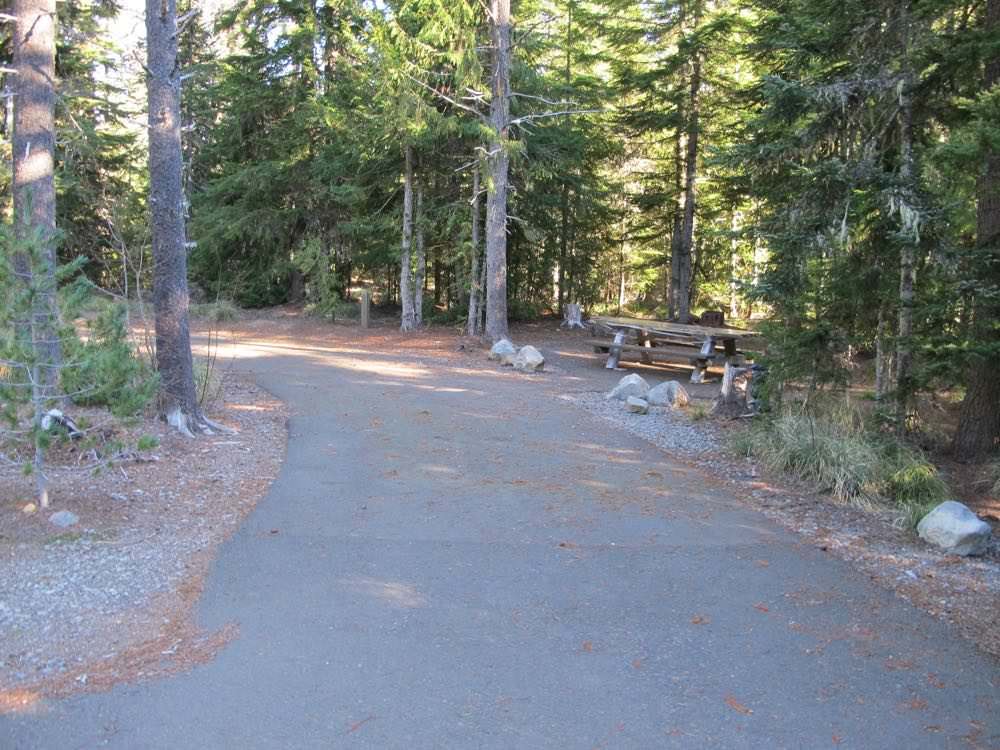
360,289,370,329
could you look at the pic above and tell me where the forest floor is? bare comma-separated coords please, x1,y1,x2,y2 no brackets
0,373,287,706
1,306,997,748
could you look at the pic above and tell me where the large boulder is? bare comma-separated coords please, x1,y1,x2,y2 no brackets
625,396,649,414
917,501,992,556
647,380,690,408
488,338,517,364
513,345,545,372
606,373,649,401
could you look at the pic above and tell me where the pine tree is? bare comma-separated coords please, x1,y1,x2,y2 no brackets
953,0,1000,457
146,0,204,435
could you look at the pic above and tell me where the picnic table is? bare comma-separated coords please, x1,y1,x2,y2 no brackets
588,316,761,384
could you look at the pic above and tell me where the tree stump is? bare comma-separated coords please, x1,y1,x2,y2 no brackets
560,303,586,329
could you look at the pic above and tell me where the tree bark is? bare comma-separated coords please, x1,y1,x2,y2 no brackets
147,0,204,436
467,163,483,336
895,4,917,434
953,0,1000,457
414,180,426,327
677,0,702,324
874,302,891,400
400,145,416,331
484,0,511,342
12,0,61,386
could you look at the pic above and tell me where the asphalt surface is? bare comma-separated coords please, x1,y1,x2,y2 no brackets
4,332,998,748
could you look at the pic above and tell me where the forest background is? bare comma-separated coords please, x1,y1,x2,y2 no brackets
1,0,998,502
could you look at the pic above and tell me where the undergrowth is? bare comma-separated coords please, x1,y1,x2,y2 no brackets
190,299,240,323
731,405,949,527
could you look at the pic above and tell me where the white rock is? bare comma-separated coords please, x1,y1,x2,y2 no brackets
606,373,649,401
49,510,79,528
625,396,649,414
917,501,991,556
488,338,517,363
513,345,545,372
647,380,690,408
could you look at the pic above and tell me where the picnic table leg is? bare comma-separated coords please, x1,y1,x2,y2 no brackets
639,329,653,364
606,330,625,369
690,335,715,383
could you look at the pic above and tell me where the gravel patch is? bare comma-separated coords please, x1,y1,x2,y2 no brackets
569,391,719,459
0,374,287,699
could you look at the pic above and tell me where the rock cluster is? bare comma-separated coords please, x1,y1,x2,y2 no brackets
607,375,690,414
489,340,545,372
606,373,649,401
647,380,689,408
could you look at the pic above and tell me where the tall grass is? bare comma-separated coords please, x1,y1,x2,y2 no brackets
732,406,949,526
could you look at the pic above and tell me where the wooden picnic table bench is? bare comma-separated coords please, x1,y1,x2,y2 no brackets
589,316,761,384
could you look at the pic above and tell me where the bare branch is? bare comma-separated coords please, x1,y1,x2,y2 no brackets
403,71,487,123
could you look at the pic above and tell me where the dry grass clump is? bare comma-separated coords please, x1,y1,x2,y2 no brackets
733,406,949,526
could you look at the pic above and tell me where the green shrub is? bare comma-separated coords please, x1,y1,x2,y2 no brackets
136,435,159,451
63,302,158,417
733,406,950,525
190,299,240,323
507,299,544,322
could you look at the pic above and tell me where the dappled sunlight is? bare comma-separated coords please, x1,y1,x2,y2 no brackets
0,689,46,716
422,464,459,475
338,577,427,609
218,340,433,379
227,403,273,413
573,443,641,457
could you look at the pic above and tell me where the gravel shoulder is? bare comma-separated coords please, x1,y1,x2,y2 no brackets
0,372,287,706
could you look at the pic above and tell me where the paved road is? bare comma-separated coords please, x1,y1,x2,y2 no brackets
4,333,998,748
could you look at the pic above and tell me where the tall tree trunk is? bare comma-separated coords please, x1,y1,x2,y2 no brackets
485,0,511,342
557,1,573,317
467,163,483,336
677,0,703,324
874,302,892,400
729,210,740,320
895,4,917,434
953,0,1000,457
147,0,205,436
558,182,569,314
12,0,61,383
668,104,684,319
289,267,305,303
414,180,426,327
400,145,416,332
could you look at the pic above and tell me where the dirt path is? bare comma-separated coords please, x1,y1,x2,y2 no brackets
4,316,998,748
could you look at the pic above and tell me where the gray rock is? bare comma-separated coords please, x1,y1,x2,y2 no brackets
606,373,649,401
488,338,517,364
917,501,991,556
49,510,79,528
625,396,649,414
513,345,545,372
647,380,690,408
